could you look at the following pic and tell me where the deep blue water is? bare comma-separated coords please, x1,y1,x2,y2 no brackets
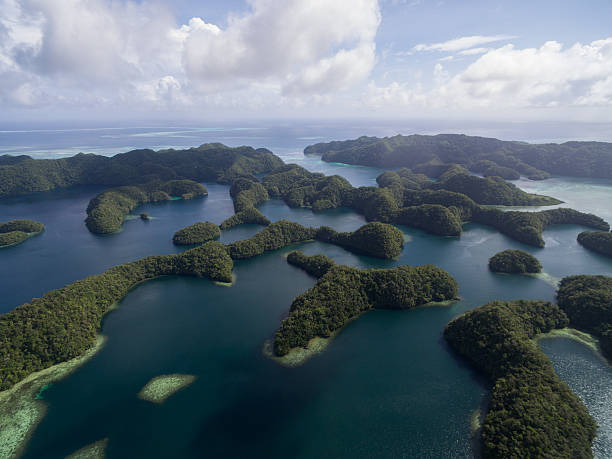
0,125,611,458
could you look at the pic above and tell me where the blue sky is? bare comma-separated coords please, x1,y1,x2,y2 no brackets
1,0,611,123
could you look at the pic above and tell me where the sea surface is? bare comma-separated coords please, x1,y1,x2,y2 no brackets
0,124,611,458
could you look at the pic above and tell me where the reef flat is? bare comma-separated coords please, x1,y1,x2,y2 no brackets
0,335,106,459
138,374,196,404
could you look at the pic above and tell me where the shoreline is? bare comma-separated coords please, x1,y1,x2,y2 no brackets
0,230,44,249
262,336,333,367
264,299,459,367
535,328,602,355
0,335,107,458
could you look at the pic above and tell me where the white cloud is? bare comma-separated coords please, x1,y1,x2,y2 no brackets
366,38,612,113
181,0,381,93
458,47,489,56
413,34,516,52
0,0,381,110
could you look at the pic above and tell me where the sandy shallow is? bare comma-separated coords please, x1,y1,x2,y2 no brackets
263,337,332,367
137,374,196,404
66,438,109,458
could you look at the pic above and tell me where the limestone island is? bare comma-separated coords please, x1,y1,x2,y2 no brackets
271,252,458,364
488,249,542,274
444,300,596,458
173,221,221,245
86,180,208,234
0,219,44,249
577,230,612,258
138,374,196,403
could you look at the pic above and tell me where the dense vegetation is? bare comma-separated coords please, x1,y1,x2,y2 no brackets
488,249,542,273
444,300,597,458
429,168,561,206
226,220,403,260
263,164,353,211
0,241,233,390
0,231,29,247
469,160,520,180
274,262,458,356
286,251,336,278
173,222,221,245
219,177,271,230
557,275,612,358
577,231,612,257
0,143,283,199
255,164,603,246
315,222,404,258
85,180,208,234
0,219,44,248
227,220,317,260
305,133,612,179
472,207,609,247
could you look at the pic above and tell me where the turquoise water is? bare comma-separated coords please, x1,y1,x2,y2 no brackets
0,131,611,457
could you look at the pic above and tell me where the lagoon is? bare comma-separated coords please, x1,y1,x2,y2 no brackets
1,126,611,457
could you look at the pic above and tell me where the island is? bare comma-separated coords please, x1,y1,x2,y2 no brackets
85,180,208,234
251,163,608,246
286,251,336,278
488,249,542,273
0,143,284,199
137,374,196,403
140,213,150,221
0,219,45,248
444,299,597,458
273,251,458,359
314,222,404,259
173,222,221,245
304,133,612,179
557,274,612,358
577,231,612,257
227,220,404,260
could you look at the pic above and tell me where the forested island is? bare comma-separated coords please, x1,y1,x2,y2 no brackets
235,163,607,246
444,300,597,458
274,252,458,357
557,275,612,358
86,180,208,234
304,134,612,179
0,219,44,248
0,143,283,199
488,249,542,273
2,142,608,248
577,231,612,257
173,222,220,245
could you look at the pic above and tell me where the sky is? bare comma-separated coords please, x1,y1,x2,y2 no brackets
1,0,612,124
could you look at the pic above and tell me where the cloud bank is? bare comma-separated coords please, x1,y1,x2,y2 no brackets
368,38,612,115
0,0,381,110
1,1,611,120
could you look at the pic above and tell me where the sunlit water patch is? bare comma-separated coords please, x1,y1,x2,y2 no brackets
539,338,612,458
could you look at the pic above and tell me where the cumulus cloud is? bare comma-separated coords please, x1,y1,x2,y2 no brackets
0,0,381,109
413,34,516,52
180,0,380,93
367,38,612,111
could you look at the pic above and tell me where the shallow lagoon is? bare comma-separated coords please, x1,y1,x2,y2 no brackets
1,146,611,457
